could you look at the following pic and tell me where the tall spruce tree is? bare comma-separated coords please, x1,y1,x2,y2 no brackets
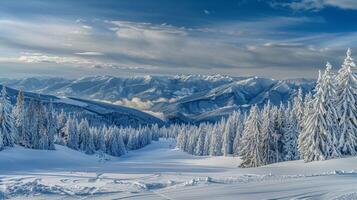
78,119,95,154
239,105,266,168
232,111,243,156
335,48,357,155
283,111,300,161
260,102,276,164
12,89,25,146
66,116,79,150
0,86,15,149
299,70,338,162
293,88,304,130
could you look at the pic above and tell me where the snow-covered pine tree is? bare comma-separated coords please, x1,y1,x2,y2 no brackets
232,111,243,156
55,110,67,145
222,112,239,156
274,103,287,162
186,126,198,155
260,102,275,164
292,88,304,129
0,129,3,150
321,62,340,157
301,91,313,131
303,92,313,114
269,105,283,163
151,124,160,141
0,86,15,148
26,99,39,149
203,125,212,155
239,105,266,168
176,126,187,151
46,101,56,150
283,111,300,161
335,48,357,156
78,118,95,154
66,116,79,150
298,70,338,162
194,123,206,156
12,89,25,146
126,129,139,150
93,127,106,152
106,127,126,157
209,121,223,156
37,100,50,150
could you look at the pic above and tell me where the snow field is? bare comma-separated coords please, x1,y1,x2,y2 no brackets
1,139,357,199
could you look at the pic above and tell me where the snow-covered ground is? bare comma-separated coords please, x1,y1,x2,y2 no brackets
1,139,357,200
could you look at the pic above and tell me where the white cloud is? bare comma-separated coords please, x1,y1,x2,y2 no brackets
81,25,92,29
273,0,357,11
17,53,91,65
113,97,154,110
75,52,104,56
111,20,186,41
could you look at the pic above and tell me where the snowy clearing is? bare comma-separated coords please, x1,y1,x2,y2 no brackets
1,139,357,200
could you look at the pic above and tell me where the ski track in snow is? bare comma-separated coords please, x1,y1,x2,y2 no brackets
1,139,357,199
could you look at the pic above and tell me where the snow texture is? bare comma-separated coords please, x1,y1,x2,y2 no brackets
1,139,357,199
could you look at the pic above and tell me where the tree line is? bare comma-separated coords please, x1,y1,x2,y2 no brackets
0,88,161,157
176,48,357,167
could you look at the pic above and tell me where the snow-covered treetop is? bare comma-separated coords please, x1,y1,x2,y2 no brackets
326,62,332,72
343,48,356,68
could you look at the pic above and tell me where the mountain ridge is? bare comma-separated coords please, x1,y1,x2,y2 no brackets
0,75,316,123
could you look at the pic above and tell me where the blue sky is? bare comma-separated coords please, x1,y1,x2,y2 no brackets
0,0,356,79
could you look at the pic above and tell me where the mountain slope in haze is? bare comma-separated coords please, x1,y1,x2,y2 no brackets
2,85,163,127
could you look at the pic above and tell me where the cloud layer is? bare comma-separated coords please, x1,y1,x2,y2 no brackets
273,0,357,11
0,13,356,79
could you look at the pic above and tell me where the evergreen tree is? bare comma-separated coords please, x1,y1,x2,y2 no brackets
222,112,239,156
176,126,187,151
283,111,300,161
239,106,266,168
299,70,338,162
194,124,206,156
335,48,357,155
46,101,56,150
274,103,287,162
209,122,223,156
293,88,304,129
12,89,25,146
321,62,340,157
78,119,95,154
93,127,106,152
37,101,49,149
56,110,67,145
106,127,126,157
203,126,211,156
26,100,40,149
126,131,138,150
66,116,79,150
0,129,3,150
260,102,275,164
0,86,15,148
232,111,243,156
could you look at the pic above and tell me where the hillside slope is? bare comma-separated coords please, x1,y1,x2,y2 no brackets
2,85,163,127
1,139,356,199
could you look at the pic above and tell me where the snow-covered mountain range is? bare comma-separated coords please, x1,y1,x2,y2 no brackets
0,75,315,123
